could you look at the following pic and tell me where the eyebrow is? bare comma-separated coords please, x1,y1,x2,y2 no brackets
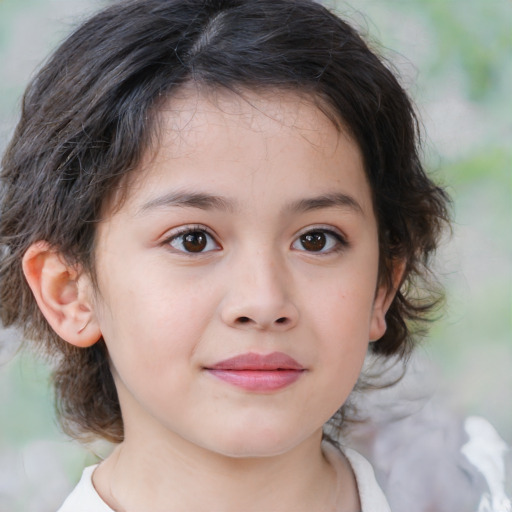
287,193,364,215
138,190,363,216
138,191,237,214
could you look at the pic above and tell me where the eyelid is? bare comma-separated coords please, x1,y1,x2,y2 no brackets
295,224,348,241
291,225,349,253
162,224,221,253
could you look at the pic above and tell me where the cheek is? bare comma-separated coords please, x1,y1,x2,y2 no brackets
94,269,219,368
304,271,375,383
311,271,377,335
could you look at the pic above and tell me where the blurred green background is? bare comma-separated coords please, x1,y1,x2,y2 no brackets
0,0,510,510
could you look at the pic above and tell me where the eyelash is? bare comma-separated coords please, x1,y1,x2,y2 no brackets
291,227,349,255
163,225,348,255
164,225,220,254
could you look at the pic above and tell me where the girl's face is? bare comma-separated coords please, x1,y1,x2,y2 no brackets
90,90,390,457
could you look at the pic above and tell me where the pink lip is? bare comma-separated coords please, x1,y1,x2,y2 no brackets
205,352,305,392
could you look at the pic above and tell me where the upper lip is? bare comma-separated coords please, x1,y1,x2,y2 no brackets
206,352,304,371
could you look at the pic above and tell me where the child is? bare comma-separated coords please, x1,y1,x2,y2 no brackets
0,0,450,510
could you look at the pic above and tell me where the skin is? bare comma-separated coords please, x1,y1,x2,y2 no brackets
23,89,397,511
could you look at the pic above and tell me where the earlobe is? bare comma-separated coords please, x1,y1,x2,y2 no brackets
369,295,387,342
22,242,102,347
369,260,406,342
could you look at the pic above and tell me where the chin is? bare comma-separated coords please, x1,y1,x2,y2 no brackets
205,425,311,459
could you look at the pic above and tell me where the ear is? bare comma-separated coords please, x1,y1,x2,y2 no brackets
22,241,102,347
369,260,406,342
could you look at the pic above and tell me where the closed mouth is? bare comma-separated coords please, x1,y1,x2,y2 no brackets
205,352,305,391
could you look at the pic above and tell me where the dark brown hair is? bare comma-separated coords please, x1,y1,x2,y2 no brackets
0,0,449,442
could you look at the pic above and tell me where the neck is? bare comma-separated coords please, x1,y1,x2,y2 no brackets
93,430,359,512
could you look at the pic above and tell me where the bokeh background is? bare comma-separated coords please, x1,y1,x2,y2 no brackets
0,0,510,510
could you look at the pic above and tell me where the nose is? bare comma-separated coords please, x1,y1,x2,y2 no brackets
219,251,299,332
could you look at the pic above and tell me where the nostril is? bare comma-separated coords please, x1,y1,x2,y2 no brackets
232,316,292,327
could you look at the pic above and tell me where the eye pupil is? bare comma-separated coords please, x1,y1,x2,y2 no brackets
183,232,207,252
300,232,326,251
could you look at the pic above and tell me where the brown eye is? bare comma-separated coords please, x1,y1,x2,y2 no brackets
300,232,326,251
183,232,207,252
292,229,346,254
168,229,219,253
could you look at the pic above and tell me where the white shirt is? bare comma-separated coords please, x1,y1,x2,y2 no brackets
57,447,390,512
340,447,391,512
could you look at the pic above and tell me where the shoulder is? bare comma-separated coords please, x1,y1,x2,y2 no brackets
324,443,392,512
343,447,392,512
56,465,114,512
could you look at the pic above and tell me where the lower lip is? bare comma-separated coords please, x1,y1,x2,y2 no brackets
206,369,304,391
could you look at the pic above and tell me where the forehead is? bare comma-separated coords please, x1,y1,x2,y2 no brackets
114,87,373,218
144,88,342,166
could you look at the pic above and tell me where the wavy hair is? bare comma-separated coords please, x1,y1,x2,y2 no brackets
0,0,450,442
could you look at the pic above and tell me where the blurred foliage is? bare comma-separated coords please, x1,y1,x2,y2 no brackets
445,148,510,186
0,352,55,445
422,1,512,101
